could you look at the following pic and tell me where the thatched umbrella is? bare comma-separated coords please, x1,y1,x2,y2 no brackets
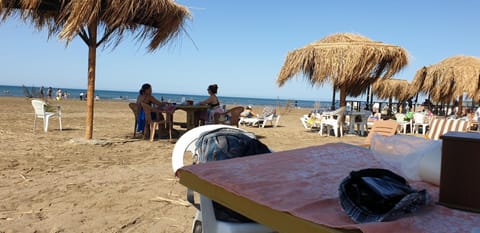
0,0,190,139
412,55,480,116
372,78,413,114
277,33,408,108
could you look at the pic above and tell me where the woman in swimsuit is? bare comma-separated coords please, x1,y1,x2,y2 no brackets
196,84,224,125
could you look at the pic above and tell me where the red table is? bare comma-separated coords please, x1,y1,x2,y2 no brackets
178,143,480,233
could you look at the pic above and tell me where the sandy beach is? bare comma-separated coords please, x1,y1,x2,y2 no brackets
0,97,366,233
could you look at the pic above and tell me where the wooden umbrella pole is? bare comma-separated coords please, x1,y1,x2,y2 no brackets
388,97,392,116
457,96,463,118
331,87,336,110
366,84,371,110
85,22,98,140
369,85,374,110
339,85,347,107
414,93,419,112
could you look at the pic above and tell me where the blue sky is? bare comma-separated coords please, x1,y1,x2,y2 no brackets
1,1,480,101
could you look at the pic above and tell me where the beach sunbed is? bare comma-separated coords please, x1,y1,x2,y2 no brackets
426,118,469,140
31,99,62,132
239,106,280,128
364,119,398,147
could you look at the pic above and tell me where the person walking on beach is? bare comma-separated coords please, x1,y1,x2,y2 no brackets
80,92,84,101
47,87,52,99
39,86,44,98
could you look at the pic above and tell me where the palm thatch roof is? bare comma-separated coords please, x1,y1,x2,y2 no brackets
412,55,480,103
276,33,408,107
372,78,413,102
0,0,190,139
0,0,190,50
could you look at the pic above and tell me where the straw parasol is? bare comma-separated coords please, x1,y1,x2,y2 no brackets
373,78,413,103
411,55,480,115
372,78,413,114
0,0,190,139
277,33,408,108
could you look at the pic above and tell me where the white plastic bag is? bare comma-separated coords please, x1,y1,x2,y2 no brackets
370,134,442,185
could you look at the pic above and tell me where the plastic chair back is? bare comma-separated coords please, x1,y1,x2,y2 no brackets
171,125,274,233
32,99,46,116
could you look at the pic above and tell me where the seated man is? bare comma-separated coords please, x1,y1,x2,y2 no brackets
240,105,256,118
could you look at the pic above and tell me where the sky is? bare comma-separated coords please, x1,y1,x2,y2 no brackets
1,0,480,101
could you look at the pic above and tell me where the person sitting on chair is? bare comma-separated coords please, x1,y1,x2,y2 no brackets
240,105,256,118
136,83,165,133
195,84,224,125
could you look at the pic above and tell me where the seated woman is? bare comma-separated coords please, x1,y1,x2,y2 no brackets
136,83,165,133
240,105,256,118
195,84,224,125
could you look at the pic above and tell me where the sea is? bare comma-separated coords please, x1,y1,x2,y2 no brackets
0,84,342,110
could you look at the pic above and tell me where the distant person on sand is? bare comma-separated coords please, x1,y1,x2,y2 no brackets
55,88,62,101
80,92,84,101
240,105,256,118
39,86,44,98
195,84,224,126
47,87,52,99
136,83,165,133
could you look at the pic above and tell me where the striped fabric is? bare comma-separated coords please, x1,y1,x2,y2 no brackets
426,118,469,140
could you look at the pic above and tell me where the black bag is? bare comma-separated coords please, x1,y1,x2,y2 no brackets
339,168,429,223
195,127,271,223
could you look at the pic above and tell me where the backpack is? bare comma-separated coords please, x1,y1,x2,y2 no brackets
194,127,271,223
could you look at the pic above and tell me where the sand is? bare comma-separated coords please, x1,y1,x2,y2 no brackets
0,97,365,233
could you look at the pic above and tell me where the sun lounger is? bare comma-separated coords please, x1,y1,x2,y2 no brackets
426,118,469,140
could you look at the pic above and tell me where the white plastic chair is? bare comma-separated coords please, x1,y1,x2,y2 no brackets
31,99,62,132
171,125,274,233
413,112,429,135
320,107,345,137
395,113,411,134
355,111,371,136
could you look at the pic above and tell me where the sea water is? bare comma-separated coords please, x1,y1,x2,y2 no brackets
0,84,339,109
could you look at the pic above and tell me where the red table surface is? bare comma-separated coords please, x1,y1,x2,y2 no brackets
179,143,480,233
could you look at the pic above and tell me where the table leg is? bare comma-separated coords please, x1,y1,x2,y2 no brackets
347,117,356,134
186,110,195,130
